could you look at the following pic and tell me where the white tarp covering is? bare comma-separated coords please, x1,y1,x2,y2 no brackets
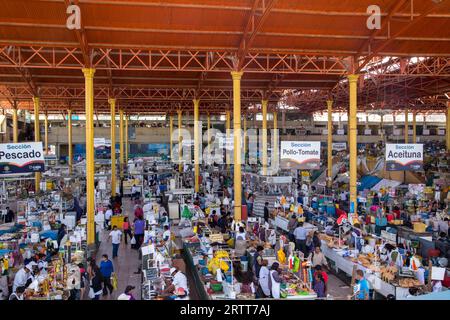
371,179,401,191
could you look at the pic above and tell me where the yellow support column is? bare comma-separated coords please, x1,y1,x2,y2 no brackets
231,71,243,221
327,100,333,188
12,104,18,143
348,75,359,214
404,110,409,143
193,99,200,193
67,109,73,174
44,112,48,155
412,111,417,144
109,98,117,197
261,99,268,175
273,111,278,171
169,115,174,160
243,114,247,165
82,68,96,246
119,108,124,179
226,109,231,170
446,102,450,151
178,109,183,172
33,97,41,193
125,114,129,165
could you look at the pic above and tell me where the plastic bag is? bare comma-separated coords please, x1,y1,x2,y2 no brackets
111,273,118,290
88,287,95,299
130,236,137,245
277,248,286,264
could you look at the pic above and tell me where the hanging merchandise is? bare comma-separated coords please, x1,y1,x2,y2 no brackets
288,255,294,270
277,248,286,264
293,255,300,273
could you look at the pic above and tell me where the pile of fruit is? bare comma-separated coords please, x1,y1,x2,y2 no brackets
399,278,422,288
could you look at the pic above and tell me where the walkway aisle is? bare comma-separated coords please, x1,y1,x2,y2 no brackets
94,198,142,300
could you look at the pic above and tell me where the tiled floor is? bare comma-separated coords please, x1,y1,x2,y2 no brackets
93,199,142,300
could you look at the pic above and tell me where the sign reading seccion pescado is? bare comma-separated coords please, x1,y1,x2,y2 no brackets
0,142,45,174
280,141,321,170
385,143,423,171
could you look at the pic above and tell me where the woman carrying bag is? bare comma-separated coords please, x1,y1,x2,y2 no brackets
89,266,104,300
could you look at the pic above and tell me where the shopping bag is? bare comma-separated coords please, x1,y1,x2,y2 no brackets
111,273,118,290
130,236,137,245
88,287,95,299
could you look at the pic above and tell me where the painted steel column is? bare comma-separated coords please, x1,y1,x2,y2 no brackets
12,104,18,143
119,108,124,179
348,75,359,214
261,99,268,175
125,114,129,164
243,115,247,165
44,112,48,155
67,109,73,174
273,111,278,172
169,115,174,160
82,68,96,246
193,99,200,193
447,102,450,151
226,109,231,170
109,98,117,197
231,71,243,221
327,100,333,188
33,97,41,193
404,110,409,143
178,109,182,172
412,111,417,144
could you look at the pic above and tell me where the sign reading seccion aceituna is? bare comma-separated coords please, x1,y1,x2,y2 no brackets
385,143,423,171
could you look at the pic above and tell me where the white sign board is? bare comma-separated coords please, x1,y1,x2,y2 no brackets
0,142,45,174
332,142,347,151
337,129,345,135
364,129,372,135
94,138,111,148
394,129,402,136
280,141,321,170
322,129,328,135
266,176,293,184
422,129,430,135
385,144,423,171
438,129,445,136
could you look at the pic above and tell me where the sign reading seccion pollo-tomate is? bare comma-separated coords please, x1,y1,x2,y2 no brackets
385,143,423,171
280,141,321,170
0,142,45,174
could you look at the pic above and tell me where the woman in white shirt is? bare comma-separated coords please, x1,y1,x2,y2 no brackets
235,226,247,241
258,260,270,298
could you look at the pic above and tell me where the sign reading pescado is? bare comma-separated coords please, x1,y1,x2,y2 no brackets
385,143,423,171
280,141,321,169
0,142,45,174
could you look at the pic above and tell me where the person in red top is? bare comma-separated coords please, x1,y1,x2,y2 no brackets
134,205,144,220
122,216,132,245
392,206,401,219
314,265,328,284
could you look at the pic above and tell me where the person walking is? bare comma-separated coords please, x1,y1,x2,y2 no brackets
109,226,122,258
90,266,103,300
99,254,114,296
293,222,308,256
133,216,146,250
313,272,326,298
122,217,132,245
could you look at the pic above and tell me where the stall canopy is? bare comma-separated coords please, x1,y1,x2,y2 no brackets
371,179,402,192
358,175,382,192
